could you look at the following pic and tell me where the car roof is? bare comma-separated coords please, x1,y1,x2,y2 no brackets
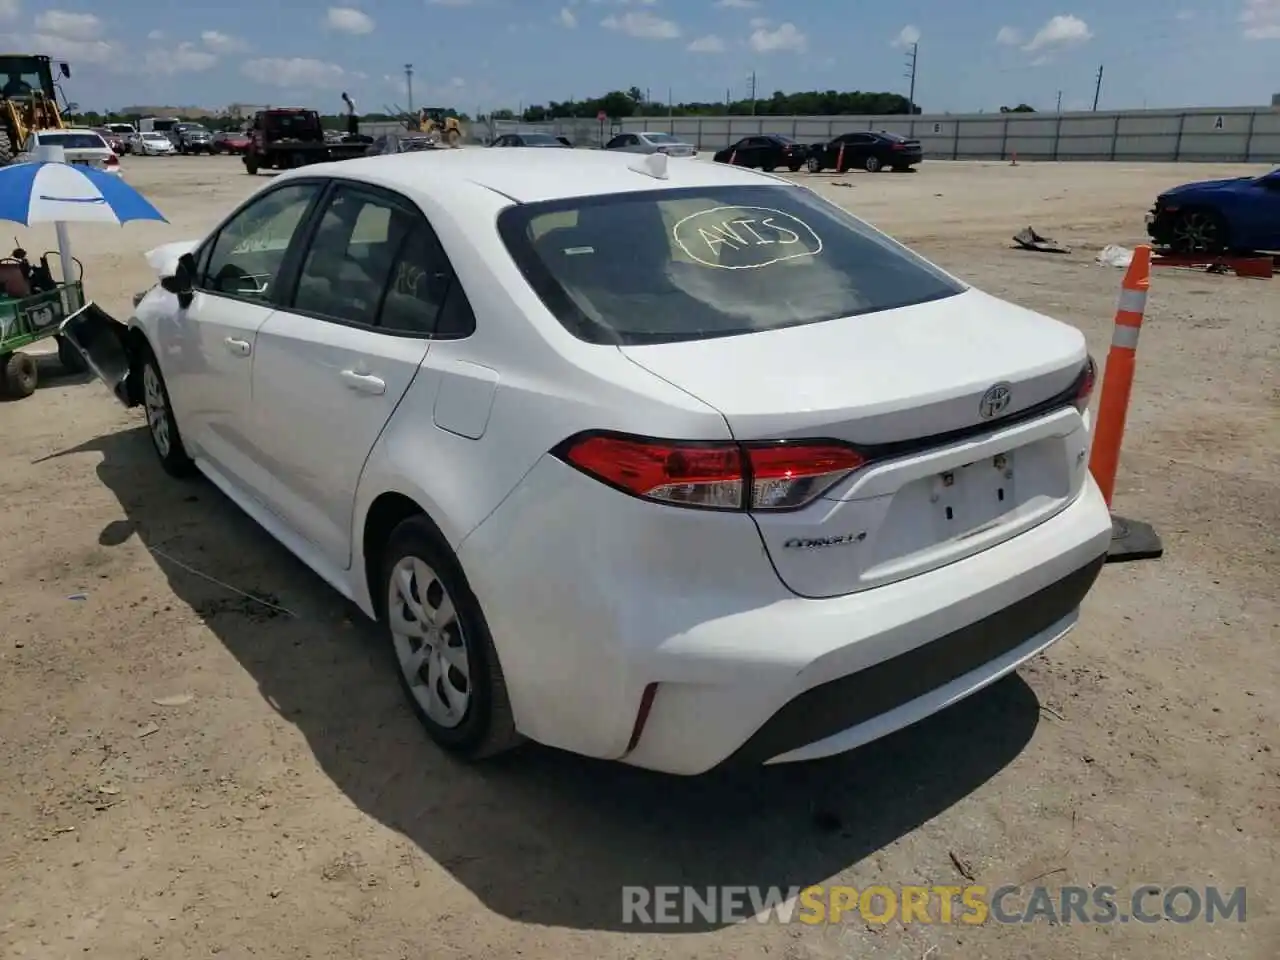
39,127,102,135
285,147,790,204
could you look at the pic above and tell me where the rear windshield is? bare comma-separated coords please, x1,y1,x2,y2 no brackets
645,133,679,144
498,184,966,345
522,134,561,146
39,133,107,150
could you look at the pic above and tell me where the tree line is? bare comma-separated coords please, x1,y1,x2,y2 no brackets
485,87,921,123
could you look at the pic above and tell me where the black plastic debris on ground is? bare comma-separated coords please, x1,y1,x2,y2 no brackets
1013,226,1072,254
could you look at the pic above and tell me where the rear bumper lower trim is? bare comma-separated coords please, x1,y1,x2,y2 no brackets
721,551,1106,767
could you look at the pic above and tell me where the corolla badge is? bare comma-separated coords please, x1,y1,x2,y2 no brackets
978,382,1012,420
783,532,866,550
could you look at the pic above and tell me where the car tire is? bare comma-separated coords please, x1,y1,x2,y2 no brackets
805,156,823,174
1,351,37,398
762,164,776,172
865,156,882,172
56,335,87,374
788,163,802,172
139,346,196,478
380,515,521,760
1171,208,1230,255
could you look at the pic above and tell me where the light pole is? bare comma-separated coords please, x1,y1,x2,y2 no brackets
405,63,414,114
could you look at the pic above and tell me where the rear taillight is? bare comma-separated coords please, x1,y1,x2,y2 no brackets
556,432,865,512
891,142,904,150
1074,356,1096,413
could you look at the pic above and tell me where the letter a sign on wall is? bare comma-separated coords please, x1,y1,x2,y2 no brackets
1213,115,1224,131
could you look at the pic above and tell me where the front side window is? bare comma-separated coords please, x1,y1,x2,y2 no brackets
499,184,965,345
200,183,321,301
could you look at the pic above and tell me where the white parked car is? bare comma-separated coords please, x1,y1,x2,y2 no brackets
604,131,697,158
134,132,176,156
18,128,121,174
66,150,1113,776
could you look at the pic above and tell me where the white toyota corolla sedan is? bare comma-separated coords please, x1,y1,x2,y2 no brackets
67,149,1113,775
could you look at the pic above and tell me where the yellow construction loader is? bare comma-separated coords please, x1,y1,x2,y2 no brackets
0,54,71,164
413,107,464,147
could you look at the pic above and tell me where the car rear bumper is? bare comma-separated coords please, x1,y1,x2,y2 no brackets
459,455,1113,775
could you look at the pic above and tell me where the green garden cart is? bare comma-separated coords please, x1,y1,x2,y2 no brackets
0,245,88,399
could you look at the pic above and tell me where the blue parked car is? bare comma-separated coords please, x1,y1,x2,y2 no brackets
1147,167,1280,253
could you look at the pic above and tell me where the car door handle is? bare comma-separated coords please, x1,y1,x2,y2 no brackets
340,370,386,395
224,337,251,356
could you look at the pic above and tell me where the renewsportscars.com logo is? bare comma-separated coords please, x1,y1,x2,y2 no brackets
621,884,1248,927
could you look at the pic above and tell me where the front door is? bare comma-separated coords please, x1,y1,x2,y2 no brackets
167,181,324,503
248,183,452,568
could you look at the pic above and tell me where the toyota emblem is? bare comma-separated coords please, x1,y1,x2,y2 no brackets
978,383,1012,420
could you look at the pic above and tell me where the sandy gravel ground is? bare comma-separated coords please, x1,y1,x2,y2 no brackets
1,155,1276,960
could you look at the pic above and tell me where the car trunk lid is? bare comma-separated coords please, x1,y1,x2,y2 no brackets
620,288,1093,597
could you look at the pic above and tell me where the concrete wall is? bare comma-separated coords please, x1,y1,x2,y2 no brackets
484,106,1280,163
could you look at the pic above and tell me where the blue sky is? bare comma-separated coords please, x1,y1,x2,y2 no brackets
2,0,1277,114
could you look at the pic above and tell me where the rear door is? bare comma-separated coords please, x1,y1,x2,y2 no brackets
247,181,447,569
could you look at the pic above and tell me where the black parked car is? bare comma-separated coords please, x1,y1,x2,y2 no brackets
805,131,923,173
712,134,806,172
489,132,570,148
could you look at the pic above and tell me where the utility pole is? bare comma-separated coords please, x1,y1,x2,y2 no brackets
903,42,918,114
404,64,414,113
1056,90,1063,113
748,70,757,115
668,86,673,118
1092,64,1103,112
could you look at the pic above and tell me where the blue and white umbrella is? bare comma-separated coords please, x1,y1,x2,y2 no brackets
0,160,166,225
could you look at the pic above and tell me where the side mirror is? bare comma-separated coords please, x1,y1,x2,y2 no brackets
161,253,196,308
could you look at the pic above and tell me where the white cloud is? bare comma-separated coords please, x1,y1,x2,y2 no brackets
601,9,680,38
891,24,920,47
1022,14,1092,52
557,6,577,28
325,7,375,34
146,28,164,40
201,30,247,53
749,16,770,28
143,42,218,75
714,0,760,7
34,10,102,41
1241,0,1280,38
749,21,806,53
0,0,19,23
687,33,725,52
2,31,115,64
995,25,1021,45
241,57,346,88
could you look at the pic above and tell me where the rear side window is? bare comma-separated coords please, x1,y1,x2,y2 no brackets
498,184,965,345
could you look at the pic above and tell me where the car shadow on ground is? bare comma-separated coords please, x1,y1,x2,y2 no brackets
53,424,1044,933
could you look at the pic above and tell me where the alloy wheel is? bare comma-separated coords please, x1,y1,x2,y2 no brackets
143,363,171,458
1172,212,1221,253
388,556,471,728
